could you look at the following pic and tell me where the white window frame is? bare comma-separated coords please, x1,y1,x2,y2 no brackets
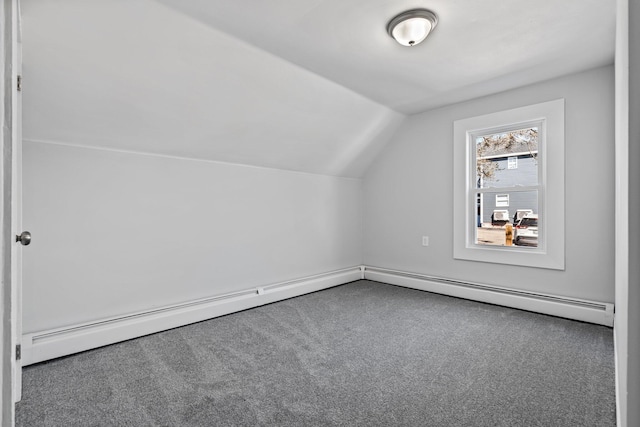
507,156,518,169
453,99,565,270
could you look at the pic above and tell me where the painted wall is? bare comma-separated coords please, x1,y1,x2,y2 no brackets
22,142,362,333
21,0,404,179
363,66,615,303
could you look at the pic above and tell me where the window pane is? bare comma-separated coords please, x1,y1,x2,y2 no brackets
475,190,538,248
476,127,538,189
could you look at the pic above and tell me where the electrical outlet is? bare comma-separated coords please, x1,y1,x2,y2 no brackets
422,236,429,246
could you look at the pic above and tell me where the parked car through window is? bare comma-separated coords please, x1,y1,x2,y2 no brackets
514,214,538,247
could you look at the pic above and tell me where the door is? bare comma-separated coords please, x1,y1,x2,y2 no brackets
2,0,23,419
10,0,23,404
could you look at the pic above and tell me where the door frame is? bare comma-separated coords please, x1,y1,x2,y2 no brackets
10,0,21,405
1,0,21,424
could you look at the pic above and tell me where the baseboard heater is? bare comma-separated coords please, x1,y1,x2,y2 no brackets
363,266,614,327
21,267,363,366
22,266,612,365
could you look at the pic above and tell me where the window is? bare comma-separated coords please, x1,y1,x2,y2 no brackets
476,126,539,246
453,99,565,270
495,194,510,207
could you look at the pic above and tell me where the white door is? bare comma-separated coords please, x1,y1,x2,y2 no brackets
10,0,23,404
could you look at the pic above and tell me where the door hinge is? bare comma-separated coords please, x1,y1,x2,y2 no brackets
17,75,22,92
15,344,21,361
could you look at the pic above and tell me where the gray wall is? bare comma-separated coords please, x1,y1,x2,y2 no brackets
363,66,614,303
22,142,362,333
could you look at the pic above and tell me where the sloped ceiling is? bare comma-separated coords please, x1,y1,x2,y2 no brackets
158,0,616,114
21,0,614,177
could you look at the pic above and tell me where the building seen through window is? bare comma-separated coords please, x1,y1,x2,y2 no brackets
474,126,539,247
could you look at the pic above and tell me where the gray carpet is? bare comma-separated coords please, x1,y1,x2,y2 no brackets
16,280,616,426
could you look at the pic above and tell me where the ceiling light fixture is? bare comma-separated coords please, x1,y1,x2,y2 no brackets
387,9,438,47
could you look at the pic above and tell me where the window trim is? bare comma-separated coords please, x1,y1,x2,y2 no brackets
453,99,565,270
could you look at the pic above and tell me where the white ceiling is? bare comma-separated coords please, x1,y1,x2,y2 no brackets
21,0,615,177
158,0,616,114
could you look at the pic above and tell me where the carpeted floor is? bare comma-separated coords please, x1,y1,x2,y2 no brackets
16,280,616,426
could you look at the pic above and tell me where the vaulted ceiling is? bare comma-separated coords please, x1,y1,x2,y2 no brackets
21,0,615,177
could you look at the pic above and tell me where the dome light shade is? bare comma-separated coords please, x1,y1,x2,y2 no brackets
387,9,438,47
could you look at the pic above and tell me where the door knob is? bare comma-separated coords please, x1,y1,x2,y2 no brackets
16,231,31,246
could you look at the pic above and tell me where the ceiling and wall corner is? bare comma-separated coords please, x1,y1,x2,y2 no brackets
20,0,404,178
20,0,614,178
157,0,615,114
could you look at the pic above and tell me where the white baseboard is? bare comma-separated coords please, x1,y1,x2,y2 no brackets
23,266,612,365
22,267,362,366
364,266,614,327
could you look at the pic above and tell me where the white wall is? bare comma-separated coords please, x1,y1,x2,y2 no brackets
363,66,615,303
21,0,404,179
22,141,362,333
